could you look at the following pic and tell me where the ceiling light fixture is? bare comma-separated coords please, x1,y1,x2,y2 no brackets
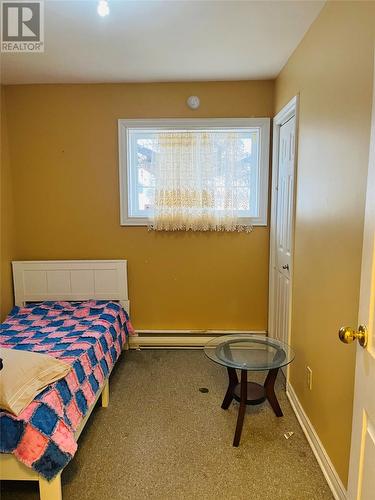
97,0,109,17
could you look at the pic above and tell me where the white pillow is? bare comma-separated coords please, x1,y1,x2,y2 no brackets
0,347,71,416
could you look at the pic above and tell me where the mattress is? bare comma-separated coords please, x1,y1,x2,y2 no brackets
0,300,135,479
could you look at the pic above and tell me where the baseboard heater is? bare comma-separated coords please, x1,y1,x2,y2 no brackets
129,330,267,349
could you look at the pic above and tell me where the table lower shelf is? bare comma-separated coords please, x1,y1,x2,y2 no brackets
233,382,266,405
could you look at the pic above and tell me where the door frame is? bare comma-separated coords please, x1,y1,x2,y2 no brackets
268,95,299,380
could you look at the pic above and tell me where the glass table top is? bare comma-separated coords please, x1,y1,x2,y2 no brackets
204,334,295,371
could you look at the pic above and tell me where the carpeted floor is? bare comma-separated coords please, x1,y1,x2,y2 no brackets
1,350,333,500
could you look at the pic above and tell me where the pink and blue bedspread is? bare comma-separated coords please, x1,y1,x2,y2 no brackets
0,300,135,480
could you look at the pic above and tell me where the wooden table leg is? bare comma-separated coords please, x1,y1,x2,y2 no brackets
233,370,247,447
264,368,283,417
221,367,238,409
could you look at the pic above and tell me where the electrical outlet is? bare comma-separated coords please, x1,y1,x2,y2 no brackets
306,366,313,390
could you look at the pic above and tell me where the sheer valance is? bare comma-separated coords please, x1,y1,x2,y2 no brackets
149,130,255,232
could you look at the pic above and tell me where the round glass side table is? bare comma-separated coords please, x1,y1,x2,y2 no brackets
204,334,295,447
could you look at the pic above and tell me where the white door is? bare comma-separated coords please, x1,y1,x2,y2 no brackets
269,97,298,350
344,55,375,500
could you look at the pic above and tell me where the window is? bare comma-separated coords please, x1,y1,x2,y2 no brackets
118,118,270,229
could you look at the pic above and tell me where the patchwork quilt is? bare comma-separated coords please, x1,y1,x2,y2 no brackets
0,300,135,480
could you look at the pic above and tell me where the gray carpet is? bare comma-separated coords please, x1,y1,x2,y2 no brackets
1,350,333,500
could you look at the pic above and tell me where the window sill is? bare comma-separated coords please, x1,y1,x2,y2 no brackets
120,218,267,227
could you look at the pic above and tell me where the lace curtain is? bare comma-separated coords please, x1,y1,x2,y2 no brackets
148,131,253,232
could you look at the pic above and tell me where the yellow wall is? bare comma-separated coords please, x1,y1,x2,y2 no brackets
3,81,274,330
0,87,14,320
275,1,375,485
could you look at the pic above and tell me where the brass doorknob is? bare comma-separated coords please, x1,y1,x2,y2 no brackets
338,325,368,348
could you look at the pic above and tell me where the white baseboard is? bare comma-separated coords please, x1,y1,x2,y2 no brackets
286,382,347,500
130,330,266,349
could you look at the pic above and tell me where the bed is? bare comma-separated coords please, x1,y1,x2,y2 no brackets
0,260,134,500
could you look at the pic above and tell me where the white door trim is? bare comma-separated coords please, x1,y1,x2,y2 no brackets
269,95,299,381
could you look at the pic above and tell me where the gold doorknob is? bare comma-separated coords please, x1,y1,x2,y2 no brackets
338,325,368,348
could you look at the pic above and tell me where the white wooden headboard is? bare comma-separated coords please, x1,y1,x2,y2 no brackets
12,260,129,312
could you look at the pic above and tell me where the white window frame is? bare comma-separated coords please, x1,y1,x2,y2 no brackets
118,118,270,227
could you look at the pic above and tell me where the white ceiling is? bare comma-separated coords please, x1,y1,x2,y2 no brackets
1,0,325,85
